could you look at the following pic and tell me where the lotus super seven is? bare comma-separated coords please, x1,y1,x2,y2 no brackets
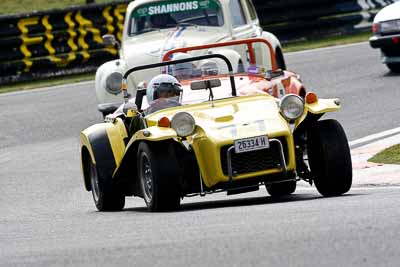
80,38,352,212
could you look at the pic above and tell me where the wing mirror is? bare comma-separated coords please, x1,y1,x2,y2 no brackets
102,34,120,49
190,79,221,90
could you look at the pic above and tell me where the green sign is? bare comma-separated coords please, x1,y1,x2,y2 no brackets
133,0,220,18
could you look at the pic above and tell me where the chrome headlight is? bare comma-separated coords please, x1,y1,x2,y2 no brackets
105,72,123,95
171,112,196,137
279,94,305,121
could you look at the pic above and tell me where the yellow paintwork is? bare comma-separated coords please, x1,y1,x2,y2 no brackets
81,94,340,189
80,118,128,167
143,94,296,187
295,98,340,129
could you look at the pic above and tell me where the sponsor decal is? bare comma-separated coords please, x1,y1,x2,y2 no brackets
247,65,259,75
133,0,220,18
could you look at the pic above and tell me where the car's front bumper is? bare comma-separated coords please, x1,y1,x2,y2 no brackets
192,133,296,188
369,34,400,63
369,33,400,48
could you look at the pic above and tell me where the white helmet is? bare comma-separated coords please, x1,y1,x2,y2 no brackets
146,74,182,103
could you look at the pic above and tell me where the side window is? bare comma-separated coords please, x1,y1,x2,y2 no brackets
245,0,257,21
229,0,246,27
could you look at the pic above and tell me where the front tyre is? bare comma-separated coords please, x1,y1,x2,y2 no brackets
386,63,400,73
88,160,125,211
307,119,352,196
137,142,181,212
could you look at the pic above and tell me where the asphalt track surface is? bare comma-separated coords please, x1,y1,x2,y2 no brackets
1,42,400,266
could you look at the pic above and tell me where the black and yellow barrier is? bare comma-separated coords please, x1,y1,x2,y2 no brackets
0,0,395,84
0,2,129,84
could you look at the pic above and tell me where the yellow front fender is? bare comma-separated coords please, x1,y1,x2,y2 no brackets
126,126,178,148
295,98,341,128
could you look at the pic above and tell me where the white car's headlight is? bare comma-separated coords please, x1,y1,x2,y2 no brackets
171,112,196,137
280,94,305,121
105,72,123,95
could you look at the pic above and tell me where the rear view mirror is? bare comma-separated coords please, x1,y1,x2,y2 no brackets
191,79,221,90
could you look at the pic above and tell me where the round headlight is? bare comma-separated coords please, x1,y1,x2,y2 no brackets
171,112,196,137
280,94,305,121
105,72,123,95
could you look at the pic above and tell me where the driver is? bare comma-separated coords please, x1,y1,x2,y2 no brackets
145,74,183,115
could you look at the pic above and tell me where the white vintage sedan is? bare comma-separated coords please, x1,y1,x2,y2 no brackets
96,0,286,115
370,1,400,73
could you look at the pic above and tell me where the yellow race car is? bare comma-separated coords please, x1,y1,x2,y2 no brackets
80,39,352,212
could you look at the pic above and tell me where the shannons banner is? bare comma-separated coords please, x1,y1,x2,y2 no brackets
133,0,220,18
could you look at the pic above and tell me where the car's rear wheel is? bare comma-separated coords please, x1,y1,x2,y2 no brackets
88,160,125,211
266,180,296,197
307,119,352,196
137,142,181,212
387,63,400,73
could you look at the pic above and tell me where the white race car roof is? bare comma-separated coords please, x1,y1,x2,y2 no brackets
374,1,400,23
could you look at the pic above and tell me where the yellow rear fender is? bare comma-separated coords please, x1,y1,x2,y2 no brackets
80,119,128,191
112,127,180,197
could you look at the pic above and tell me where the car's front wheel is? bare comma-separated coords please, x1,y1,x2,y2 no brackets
88,160,125,211
307,119,352,196
387,63,400,73
137,142,181,212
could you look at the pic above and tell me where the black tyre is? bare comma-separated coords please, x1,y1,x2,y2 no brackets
88,160,125,211
137,142,181,212
266,180,296,197
387,63,400,73
307,119,352,196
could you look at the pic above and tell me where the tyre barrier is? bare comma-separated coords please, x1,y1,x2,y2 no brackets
0,0,396,85
0,2,128,84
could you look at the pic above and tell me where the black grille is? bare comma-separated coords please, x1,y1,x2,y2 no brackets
220,137,288,176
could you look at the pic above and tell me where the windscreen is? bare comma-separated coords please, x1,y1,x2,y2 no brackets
130,41,275,110
129,0,224,35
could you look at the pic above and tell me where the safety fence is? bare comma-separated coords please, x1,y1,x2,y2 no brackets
255,0,397,41
0,0,396,84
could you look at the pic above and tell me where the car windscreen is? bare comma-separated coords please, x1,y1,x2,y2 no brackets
129,0,224,35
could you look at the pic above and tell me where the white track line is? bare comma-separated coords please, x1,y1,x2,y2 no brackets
349,127,400,148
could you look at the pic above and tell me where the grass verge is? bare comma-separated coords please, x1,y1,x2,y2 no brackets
0,31,372,94
368,144,400,165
